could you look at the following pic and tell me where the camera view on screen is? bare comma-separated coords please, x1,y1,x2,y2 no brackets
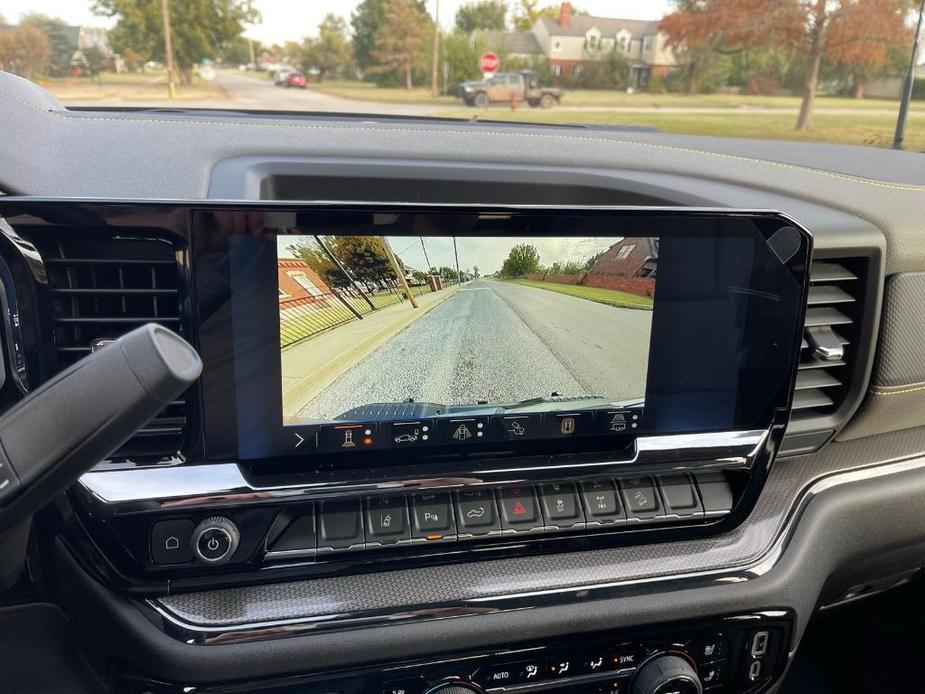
278,234,657,426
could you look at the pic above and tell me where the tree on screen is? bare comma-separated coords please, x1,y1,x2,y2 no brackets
500,244,541,278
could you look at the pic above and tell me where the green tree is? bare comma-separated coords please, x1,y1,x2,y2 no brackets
438,265,459,281
20,13,73,76
329,236,396,287
351,0,426,76
500,244,541,278
301,14,354,81
367,0,433,90
0,24,51,80
93,0,259,85
455,1,508,33
472,265,480,278
82,45,108,83
442,31,487,86
512,0,570,31
572,48,629,89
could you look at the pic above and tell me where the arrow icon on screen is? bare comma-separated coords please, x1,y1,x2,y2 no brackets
294,433,305,448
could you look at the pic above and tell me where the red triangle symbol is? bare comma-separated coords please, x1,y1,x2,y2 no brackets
512,500,528,515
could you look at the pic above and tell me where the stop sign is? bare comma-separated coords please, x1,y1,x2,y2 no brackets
479,52,500,75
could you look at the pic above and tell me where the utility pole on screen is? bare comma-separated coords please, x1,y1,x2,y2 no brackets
893,0,925,149
382,238,419,308
453,237,461,285
431,0,440,96
161,0,177,99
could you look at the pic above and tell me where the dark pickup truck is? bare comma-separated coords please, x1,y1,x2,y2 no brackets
457,70,563,108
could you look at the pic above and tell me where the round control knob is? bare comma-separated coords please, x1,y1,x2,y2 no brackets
192,516,239,565
424,681,484,694
631,653,702,694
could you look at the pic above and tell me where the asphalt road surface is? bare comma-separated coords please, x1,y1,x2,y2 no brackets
212,71,438,115
298,280,651,420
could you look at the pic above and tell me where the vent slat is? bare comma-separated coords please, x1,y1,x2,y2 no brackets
54,317,180,325
38,235,186,456
50,287,177,296
799,356,846,370
809,262,857,283
807,285,854,305
804,306,853,327
43,257,175,266
791,258,865,426
792,389,835,411
795,370,842,390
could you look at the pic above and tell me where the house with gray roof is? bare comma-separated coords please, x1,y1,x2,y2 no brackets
476,2,680,87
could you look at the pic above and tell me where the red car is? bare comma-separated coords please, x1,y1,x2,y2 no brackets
285,72,307,89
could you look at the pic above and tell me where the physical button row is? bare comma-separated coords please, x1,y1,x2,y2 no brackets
265,472,734,558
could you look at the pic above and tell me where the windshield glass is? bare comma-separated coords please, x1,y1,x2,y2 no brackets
1,0,922,150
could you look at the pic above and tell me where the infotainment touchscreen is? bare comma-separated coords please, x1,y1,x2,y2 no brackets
278,234,654,429
195,206,810,463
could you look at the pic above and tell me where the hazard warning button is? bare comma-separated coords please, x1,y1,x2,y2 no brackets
498,486,544,533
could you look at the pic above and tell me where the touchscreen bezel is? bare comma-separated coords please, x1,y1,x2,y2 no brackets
191,203,811,466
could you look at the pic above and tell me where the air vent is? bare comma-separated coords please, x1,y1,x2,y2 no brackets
41,234,187,455
790,260,865,424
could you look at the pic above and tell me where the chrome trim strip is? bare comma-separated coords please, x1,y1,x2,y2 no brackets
147,452,925,645
77,429,768,516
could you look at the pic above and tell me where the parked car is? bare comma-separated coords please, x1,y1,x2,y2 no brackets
285,72,308,89
273,68,295,86
457,70,563,108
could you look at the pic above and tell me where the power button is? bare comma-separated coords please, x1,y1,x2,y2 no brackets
192,517,240,565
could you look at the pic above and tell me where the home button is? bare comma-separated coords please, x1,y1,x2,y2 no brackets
150,519,194,565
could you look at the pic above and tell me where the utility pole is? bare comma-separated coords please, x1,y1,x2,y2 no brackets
431,0,440,96
419,237,433,272
452,236,461,284
249,38,256,72
382,238,419,308
160,0,176,99
892,0,925,149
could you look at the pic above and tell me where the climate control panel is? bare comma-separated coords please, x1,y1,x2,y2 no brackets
120,611,792,694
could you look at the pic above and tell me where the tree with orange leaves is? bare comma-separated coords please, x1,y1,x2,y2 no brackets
661,0,915,130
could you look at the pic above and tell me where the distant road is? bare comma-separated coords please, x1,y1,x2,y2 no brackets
299,279,651,420
212,70,438,115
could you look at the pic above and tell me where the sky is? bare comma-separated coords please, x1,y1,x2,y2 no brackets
278,234,617,275
4,0,673,46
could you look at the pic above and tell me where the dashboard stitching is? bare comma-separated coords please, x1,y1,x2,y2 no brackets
871,385,925,395
3,92,925,194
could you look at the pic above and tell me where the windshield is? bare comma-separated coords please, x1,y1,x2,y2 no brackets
1,0,922,150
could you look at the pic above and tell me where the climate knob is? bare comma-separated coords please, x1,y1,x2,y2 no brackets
192,516,240,565
631,653,702,694
424,681,484,694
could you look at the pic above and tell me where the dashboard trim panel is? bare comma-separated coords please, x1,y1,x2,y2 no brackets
76,430,768,516
148,443,925,644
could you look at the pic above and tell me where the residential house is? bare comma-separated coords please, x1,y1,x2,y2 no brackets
476,29,543,62
476,2,679,87
588,238,658,279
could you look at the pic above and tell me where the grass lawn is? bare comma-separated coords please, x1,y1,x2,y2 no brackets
311,80,922,112
512,279,653,310
553,91,924,111
436,108,925,150
42,71,226,102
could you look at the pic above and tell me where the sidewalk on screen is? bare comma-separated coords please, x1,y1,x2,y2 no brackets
281,284,460,418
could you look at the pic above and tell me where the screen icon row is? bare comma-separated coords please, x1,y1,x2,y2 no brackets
289,409,641,454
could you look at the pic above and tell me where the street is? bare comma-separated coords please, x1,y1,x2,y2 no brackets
210,71,438,115
297,279,651,420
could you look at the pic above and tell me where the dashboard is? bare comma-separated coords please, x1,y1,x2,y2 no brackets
2,70,925,694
